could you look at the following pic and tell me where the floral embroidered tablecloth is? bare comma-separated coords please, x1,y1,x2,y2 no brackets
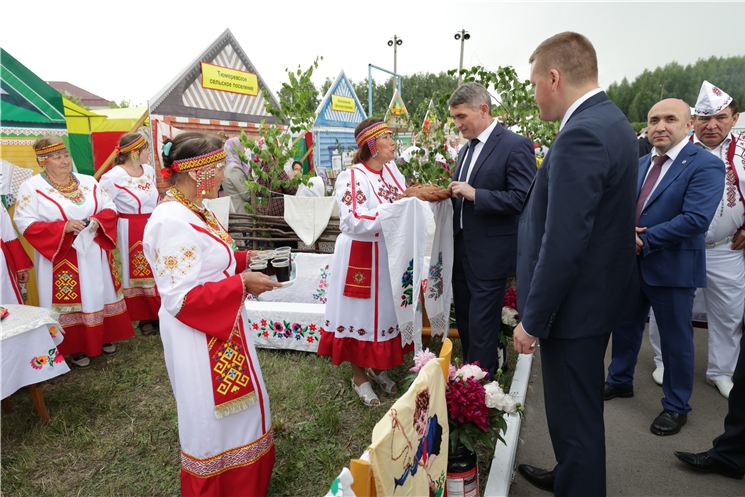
245,301,325,353
1,305,70,399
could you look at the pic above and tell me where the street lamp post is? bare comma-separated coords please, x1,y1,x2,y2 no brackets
454,29,470,85
387,35,403,74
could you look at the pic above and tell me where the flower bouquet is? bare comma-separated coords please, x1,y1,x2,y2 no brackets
407,349,521,453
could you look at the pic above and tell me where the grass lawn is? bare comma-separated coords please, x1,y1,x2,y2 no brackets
1,327,516,496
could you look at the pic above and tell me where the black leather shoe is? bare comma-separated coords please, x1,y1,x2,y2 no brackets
674,451,744,479
651,409,687,436
603,382,634,400
517,464,555,492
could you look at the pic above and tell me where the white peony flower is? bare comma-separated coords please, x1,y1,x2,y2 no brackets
501,394,518,415
502,307,519,327
456,364,487,382
484,381,506,409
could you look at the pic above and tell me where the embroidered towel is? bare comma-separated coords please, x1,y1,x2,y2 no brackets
368,359,448,497
423,201,454,337
378,197,433,352
284,195,336,246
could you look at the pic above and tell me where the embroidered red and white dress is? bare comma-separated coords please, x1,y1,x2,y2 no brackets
13,173,133,356
99,164,160,320
1,203,33,304
318,162,411,369
143,193,273,497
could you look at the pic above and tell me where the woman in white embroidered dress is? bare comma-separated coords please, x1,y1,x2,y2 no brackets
14,137,133,368
143,132,280,496
99,133,161,336
1,203,33,304
318,118,410,406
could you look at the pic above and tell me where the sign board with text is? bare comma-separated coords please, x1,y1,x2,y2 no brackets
331,94,355,113
201,62,259,96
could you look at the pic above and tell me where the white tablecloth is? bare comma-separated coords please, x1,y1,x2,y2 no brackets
1,305,70,399
245,301,325,353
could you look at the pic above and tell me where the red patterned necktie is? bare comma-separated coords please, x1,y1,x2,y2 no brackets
635,154,668,225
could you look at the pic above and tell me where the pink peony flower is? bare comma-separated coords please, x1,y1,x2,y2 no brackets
410,348,436,373
448,364,457,382
456,364,487,382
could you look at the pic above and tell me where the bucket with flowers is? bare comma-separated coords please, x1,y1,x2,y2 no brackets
406,348,522,496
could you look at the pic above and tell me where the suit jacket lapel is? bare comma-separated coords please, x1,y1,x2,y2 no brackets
468,123,504,184
638,156,651,196
644,146,697,209
452,142,469,180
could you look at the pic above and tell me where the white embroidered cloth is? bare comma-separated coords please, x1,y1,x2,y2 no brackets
423,201,454,337
1,305,69,399
323,467,356,497
245,301,324,353
250,253,333,305
378,197,433,352
283,195,336,246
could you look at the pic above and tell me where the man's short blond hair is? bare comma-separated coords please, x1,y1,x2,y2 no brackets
529,31,598,86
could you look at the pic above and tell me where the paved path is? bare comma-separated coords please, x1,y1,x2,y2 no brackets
511,327,742,496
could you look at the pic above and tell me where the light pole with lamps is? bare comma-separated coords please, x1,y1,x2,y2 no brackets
454,29,470,85
387,35,403,74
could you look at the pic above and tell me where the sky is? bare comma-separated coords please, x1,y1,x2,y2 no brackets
2,1,743,107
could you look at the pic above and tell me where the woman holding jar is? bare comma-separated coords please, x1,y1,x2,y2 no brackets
14,137,133,368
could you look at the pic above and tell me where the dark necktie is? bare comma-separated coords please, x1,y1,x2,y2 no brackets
458,139,481,181
635,154,668,225
454,139,481,235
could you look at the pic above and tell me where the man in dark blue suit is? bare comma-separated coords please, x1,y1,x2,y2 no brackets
447,82,536,379
605,99,725,435
513,32,639,496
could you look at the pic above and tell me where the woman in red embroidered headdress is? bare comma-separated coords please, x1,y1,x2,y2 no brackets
99,133,161,336
318,118,410,406
143,132,281,496
13,137,133,368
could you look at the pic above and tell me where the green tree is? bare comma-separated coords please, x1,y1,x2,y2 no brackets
238,58,321,210
607,55,745,121
278,77,319,116
109,98,134,109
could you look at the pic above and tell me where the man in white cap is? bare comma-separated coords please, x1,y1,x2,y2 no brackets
690,82,743,398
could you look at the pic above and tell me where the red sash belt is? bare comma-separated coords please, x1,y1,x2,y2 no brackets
343,240,373,299
119,213,154,285
208,320,257,419
52,251,83,312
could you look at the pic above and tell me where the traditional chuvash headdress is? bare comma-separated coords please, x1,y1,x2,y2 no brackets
355,121,391,159
694,80,733,117
161,147,227,196
115,135,147,162
35,142,68,164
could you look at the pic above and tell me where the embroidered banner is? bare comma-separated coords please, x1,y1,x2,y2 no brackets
343,240,372,299
208,324,257,419
52,254,82,312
